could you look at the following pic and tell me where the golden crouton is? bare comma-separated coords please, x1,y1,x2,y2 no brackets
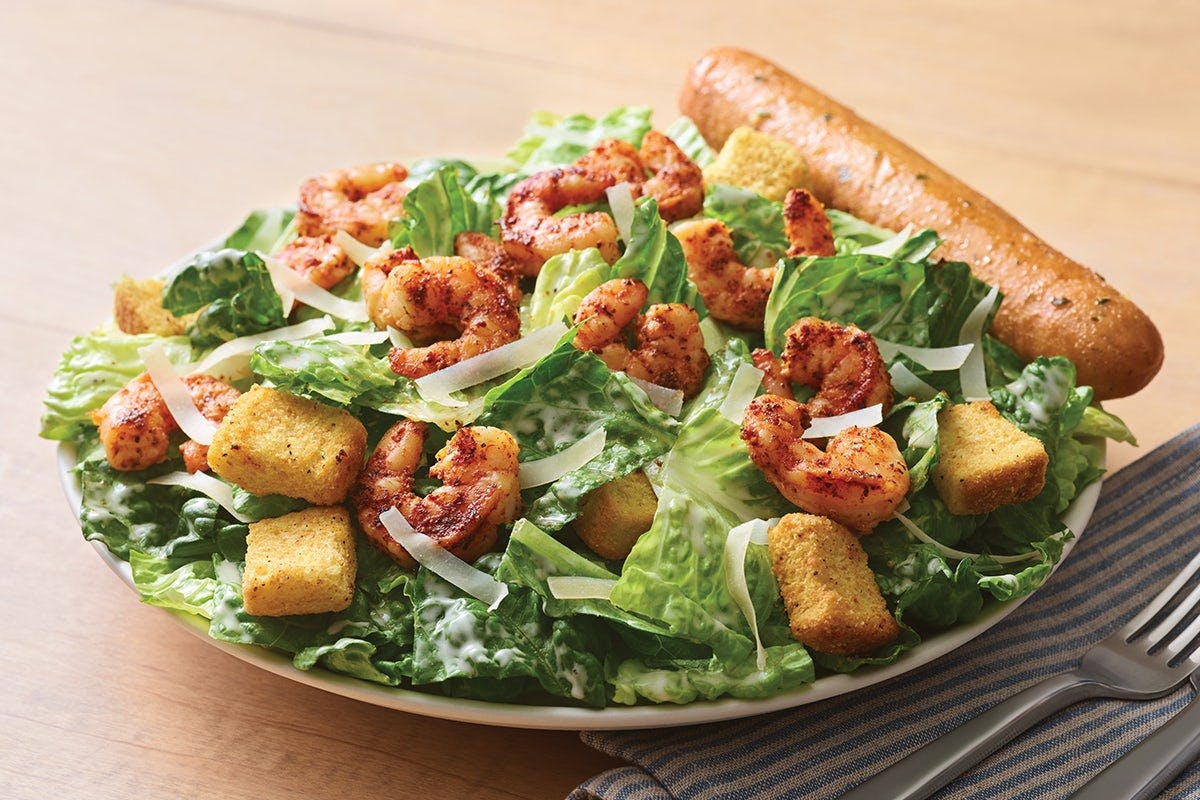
769,513,899,656
932,401,1049,515
209,385,367,505
113,276,195,335
243,506,357,617
575,471,658,560
702,126,809,201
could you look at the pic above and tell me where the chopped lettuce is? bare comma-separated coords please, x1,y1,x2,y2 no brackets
388,163,500,257
611,645,814,705
702,184,790,268
526,247,610,331
610,196,705,312
663,116,716,168
163,248,286,345
224,207,296,253
507,106,652,174
477,338,677,530
41,329,192,440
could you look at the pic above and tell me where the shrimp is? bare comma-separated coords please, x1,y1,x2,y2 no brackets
501,139,645,275
753,347,794,399
778,317,893,417
783,188,836,258
674,218,773,331
675,189,836,330
353,419,521,569
91,372,240,473
639,130,704,222
272,234,354,290
296,161,409,246
741,394,909,533
454,231,523,303
573,278,710,397
361,249,520,379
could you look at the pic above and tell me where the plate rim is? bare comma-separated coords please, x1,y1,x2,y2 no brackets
57,437,1103,730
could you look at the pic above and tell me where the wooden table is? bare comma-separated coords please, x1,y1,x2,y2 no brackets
3,2,1197,798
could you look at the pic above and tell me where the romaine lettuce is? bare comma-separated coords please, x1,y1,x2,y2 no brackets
662,116,716,168
525,247,610,331
163,248,286,345
507,107,652,174
388,163,500,257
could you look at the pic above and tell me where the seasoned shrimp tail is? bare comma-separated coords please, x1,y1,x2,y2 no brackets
639,130,704,222
92,372,240,472
361,251,521,379
783,188,836,257
353,420,522,569
674,218,773,330
781,317,893,416
297,161,408,246
741,394,909,533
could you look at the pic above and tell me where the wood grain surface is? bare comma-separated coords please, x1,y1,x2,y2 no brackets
3,2,1197,798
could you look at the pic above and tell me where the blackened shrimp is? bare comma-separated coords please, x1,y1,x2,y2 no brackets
741,394,909,533
454,231,523,303
91,372,240,473
783,188,836,258
775,317,893,417
353,419,521,569
573,278,710,397
272,234,354,290
500,140,645,275
296,161,409,246
361,250,520,379
639,130,704,221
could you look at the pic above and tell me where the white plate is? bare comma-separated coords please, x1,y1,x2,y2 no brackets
58,439,1101,730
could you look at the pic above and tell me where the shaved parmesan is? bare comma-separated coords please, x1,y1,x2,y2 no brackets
876,340,974,371
718,362,765,423
139,343,219,446
148,471,252,523
628,376,684,417
323,330,390,346
547,576,617,601
894,511,1036,564
888,361,938,402
699,316,727,355
264,256,371,322
519,428,606,489
859,223,915,258
188,316,334,378
333,229,392,268
387,327,414,349
415,321,567,406
801,403,884,439
958,284,1000,401
379,507,509,610
605,182,636,243
724,519,769,671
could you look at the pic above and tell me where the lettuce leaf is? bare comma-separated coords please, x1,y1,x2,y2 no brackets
224,207,296,253
702,184,790,268
611,645,814,705
163,249,286,345
507,107,652,174
663,116,716,168
130,551,219,617
41,329,191,440
388,163,500,257
526,247,610,331
476,338,677,530
826,209,939,261
609,196,705,312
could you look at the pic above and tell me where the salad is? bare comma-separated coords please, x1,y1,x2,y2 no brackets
41,106,1135,708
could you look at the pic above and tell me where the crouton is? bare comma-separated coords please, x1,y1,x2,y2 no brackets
243,506,357,617
208,385,367,505
769,513,899,656
932,401,1049,515
575,471,658,560
702,126,809,201
113,276,195,335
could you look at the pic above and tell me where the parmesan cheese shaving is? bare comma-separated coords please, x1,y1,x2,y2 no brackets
333,229,393,268
605,182,636,243
958,284,1000,401
139,342,219,446
724,519,769,671
147,471,252,523
379,507,509,610
801,403,884,439
387,327,414,349
188,316,334,378
875,340,974,371
518,428,607,489
264,256,371,322
323,330,390,346
415,321,567,406
887,361,938,401
718,362,765,423
546,576,617,601
628,376,684,417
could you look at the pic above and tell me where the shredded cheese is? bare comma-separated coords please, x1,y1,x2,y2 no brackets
414,321,567,406
379,507,509,610
628,376,684,417
139,343,219,446
801,404,884,439
188,316,334,378
519,428,607,489
546,576,617,601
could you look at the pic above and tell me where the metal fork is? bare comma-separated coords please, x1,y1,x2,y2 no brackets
840,550,1200,800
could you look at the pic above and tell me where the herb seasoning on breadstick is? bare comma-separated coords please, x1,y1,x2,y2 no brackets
680,46,1163,399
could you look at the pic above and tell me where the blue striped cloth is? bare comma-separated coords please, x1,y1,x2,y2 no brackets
573,424,1200,800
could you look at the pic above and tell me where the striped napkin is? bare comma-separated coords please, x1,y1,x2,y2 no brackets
573,424,1200,800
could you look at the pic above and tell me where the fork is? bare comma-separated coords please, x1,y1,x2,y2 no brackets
840,550,1200,800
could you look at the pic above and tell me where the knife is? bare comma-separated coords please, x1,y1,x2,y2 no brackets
1072,671,1200,799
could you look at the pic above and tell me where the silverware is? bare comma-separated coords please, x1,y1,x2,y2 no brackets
840,550,1200,800
1072,670,1200,800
